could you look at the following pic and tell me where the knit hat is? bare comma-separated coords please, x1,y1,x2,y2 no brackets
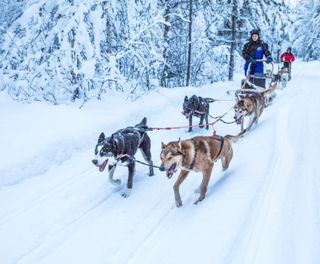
250,29,260,36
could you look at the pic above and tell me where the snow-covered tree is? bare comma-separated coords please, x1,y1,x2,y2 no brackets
0,0,167,103
0,0,26,28
293,0,320,60
0,0,298,105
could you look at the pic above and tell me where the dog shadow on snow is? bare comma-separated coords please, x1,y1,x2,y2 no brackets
240,115,271,135
203,168,236,198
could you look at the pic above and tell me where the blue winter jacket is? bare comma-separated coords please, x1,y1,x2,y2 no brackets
242,39,271,75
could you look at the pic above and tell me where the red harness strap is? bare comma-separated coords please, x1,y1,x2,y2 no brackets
211,124,216,136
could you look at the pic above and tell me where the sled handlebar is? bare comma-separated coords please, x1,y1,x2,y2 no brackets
246,60,274,80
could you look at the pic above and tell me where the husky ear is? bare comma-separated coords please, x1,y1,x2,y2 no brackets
184,96,188,101
177,137,182,149
98,132,105,143
161,142,166,149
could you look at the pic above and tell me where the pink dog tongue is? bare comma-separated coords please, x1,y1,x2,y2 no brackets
236,119,242,125
99,160,108,172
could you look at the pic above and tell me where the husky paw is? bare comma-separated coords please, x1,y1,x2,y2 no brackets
194,197,204,205
175,199,183,208
110,179,121,186
121,188,131,198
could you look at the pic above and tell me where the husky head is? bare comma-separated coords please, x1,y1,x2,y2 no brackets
91,132,115,172
234,97,252,124
182,95,198,118
234,101,247,125
159,139,183,179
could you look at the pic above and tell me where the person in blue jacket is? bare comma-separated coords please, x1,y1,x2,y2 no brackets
242,29,273,78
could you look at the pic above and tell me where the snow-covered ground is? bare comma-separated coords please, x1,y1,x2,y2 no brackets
1,61,319,264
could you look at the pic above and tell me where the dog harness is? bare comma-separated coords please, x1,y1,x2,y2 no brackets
188,136,224,170
189,138,196,170
214,136,224,159
183,95,209,117
111,127,141,157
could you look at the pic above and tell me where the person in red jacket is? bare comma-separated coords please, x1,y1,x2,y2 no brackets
280,47,295,80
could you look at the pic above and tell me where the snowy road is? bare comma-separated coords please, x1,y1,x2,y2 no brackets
1,61,319,264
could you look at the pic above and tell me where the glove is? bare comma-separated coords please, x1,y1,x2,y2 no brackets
249,57,256,65
266,57,273,64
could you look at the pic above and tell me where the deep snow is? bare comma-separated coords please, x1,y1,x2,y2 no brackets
0,61,319,264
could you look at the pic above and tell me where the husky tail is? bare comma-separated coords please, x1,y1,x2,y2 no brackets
134,117,149,132
262,82,277,97
204,97,216,103
135,117,147,127
224,134,242,143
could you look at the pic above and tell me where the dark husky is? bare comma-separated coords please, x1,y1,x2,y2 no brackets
92,118,154,197
182,95,215,132
159,135,240,207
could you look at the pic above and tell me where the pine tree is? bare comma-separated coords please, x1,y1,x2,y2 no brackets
228,0,238,81
0,0,26,28
293,0,320,60
186,0,193,86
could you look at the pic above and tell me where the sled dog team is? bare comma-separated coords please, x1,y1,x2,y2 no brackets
92,76,281,207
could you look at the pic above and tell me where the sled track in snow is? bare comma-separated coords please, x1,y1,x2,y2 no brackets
15,174,176,264
0,167,96,227
14,183,122,263
222,89,301,264
237,90,299,263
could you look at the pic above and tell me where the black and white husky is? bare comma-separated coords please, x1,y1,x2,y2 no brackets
92,118,154,197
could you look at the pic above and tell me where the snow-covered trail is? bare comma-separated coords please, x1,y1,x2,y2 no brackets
228,62,320,264
1,62,319,264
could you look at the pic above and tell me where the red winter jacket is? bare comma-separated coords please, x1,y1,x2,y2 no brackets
280,52,295,62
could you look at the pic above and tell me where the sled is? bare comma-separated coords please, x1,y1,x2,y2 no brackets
236,59,276,107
